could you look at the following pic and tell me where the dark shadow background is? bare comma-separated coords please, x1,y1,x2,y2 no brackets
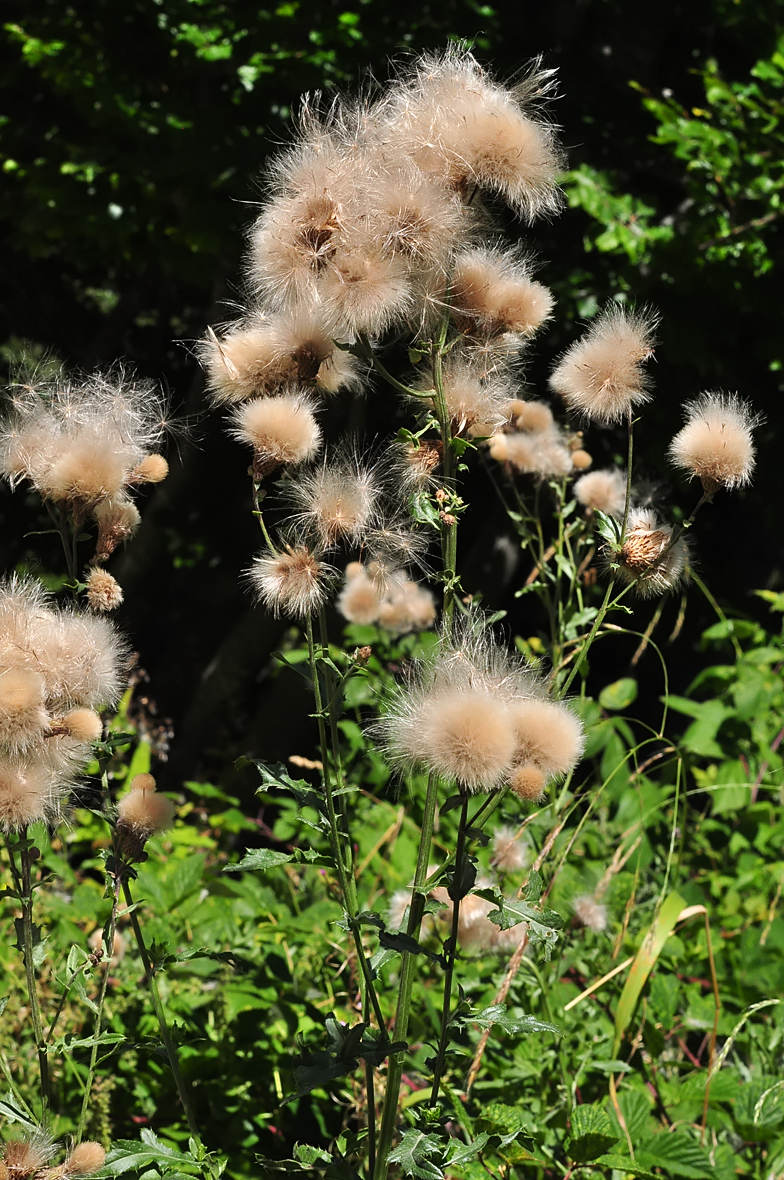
1,0,782,791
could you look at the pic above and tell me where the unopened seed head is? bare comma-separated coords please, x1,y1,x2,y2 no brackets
131,453,169,484
85,568,124,612
549,305,657,424
64,1142,107,1177
59,708,103,743
515,400,554,433
509,764,546,801
511,698,585,779
571,448,592,470
668,391,760,492
117,776,175,836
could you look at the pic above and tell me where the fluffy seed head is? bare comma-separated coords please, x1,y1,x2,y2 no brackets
403,687,518,790
491,823,531,872
515,400,553,433
319,244,412,339
510,698,585,779
337,566,384,625
421,356,511,437
286,452,381,548
117,774,175,837
452,247,554,338
668,391,760,492
0,760,54,830
549,306,657,424
489,429,572,477
250,544,333,619
571,449,592,470
40,437,128,508
377,576,437,635
64,1142,107,1177
199,310,362,405
229,392,322,471
0,668,48,752
574,468,627,517
615,508,688,597
3,1133,55,1175
573,893,608,932
85,569,124,612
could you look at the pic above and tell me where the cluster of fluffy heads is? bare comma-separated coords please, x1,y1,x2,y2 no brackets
116,772,175,860
0,370,169,560
549,305,658,425
0,1133,105,1180
668,391,760,494
488,397,584,478
376,618,584,796
250,446,433,620
201,48,563,469
0,577,127,831
337,562,436,634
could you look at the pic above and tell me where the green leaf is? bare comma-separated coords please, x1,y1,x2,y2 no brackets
567,1105,619,1162
462,1003,558,1036
388,1129,443,1180
599,677,638,711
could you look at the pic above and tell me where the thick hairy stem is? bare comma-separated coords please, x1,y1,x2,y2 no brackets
429,795,469,1107
8,833,51,1119
76,872,122,1142
305,615,384,1029
373,772,441,1180
122,879,201,1142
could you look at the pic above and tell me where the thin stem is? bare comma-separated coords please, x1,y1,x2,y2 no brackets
558,582,613,696
77,872,121,1142
252,482,278,552
305,614,384,1029
365,1060,376,1180
373,772,440,1180
7,832,51,1119
430,336,458,624
355,336,434,400
122,879,201,1142
429,795,469,1108
620,407,635,544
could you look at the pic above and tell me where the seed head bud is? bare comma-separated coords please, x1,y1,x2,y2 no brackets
58,709,103,743
668,391,760,493
64,1142,107,1177
117,773,175,859
130,454,169,484
85,568,124,612
509,764,546,801
571,449,592,470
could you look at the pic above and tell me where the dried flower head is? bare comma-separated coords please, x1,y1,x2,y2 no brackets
229,391,322,474
514,400,553,433
573,893,608,932
92,498,141,562
574,468,627,517
508,764,546,802
549,306,657,424
250,543,334,619
319,243,413,339
85,568,124,612
614,507,688,597
571,448,592,470
57,709,103,743
377,575,437,634
668,391,760,493
63,1142,107,1177
3,1132,55,1177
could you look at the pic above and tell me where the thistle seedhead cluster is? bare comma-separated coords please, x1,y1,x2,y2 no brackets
0,577,127,830
376,618,584,795
0,1134,105,1180
337,563,436,635
488,397,579,478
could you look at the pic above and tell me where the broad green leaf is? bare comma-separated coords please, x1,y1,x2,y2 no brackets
567,1104,619,1162
599,677,638,711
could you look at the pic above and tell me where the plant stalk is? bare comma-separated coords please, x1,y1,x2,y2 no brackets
7,833,51,1119
429,794,469,1107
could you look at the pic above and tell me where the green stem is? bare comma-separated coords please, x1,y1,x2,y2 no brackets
558,581,614,697
620,407,635,544
430,337,458,624
252,482,278,552
122,879,201,1142
305,615,384,1029
77,871,121,1142
373,772,441,1180
355,336,435,400
7,833,51,1119
429,795,469,1107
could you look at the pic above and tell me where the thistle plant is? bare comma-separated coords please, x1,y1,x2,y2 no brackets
198,42,762,1180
